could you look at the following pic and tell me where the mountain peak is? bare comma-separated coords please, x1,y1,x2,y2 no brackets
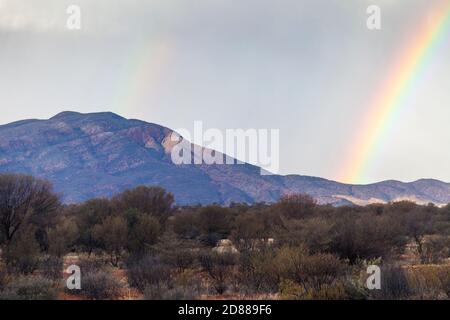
50,111,82,120
50,111,125,121
0,112,449,206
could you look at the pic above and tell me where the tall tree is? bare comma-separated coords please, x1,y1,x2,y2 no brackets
0,174,59,245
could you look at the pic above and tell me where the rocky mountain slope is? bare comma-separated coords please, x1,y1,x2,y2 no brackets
1,111,449,206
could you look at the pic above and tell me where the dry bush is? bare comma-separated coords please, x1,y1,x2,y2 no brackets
437,268,450,298
200,252,238,295
407,265,450,299
127,255,171,292
0,276,57,300
276,194,317,220
0,268,7,291
40,256,63,282
78,257,106,274
153,232,198,272
279,278,367,300
369,265,411,300
238,248,279,294
276,246,345,294
0,173,59,245
143,283,199,300
80,270,123,300
146,269,206,300
420,236,450,264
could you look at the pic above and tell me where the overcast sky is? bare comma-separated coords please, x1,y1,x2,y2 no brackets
0,0,449,183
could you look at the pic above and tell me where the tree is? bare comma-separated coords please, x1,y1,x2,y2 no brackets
329,212,406,263
276,193,317,220
112,186,174,223
126,210,161,254
0,174,59,246
47,216,79,257
198,206,232,246
71,198,113,255
93,216,128,266
232,213,266,250
172,211,201,240
4,225,41,274
401,208,436,263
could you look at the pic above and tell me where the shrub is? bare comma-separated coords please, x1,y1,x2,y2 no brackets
80,271,123,300
78,257,106,274
4,228,41,275
172,212,201,239
153,232,198,271
239,248,279,293
438,268,450,298
371,265,411,300
0,276,57,300
40,256,63,282
280,278,367,300
199,232,222,247
200,252,238,294
127,255,171,292
143,283,198,300
0,269,7,291
421,236,450,264
274,246,346,297
407,265,443,299
165,249,196,272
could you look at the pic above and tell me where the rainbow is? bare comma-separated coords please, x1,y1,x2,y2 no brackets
339,1,450,184
111,40,172,117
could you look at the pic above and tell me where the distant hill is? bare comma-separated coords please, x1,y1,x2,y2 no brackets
1,111,449,206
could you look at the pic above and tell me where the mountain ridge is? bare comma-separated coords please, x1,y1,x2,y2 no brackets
1,111,449,206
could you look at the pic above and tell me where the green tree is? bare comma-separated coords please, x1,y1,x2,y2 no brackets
93,216,128,266
71,198,113,255
198,206,232,246
112,186,174,223
126,210,161,254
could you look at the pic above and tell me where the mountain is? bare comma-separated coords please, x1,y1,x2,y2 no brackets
1,111,449,206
